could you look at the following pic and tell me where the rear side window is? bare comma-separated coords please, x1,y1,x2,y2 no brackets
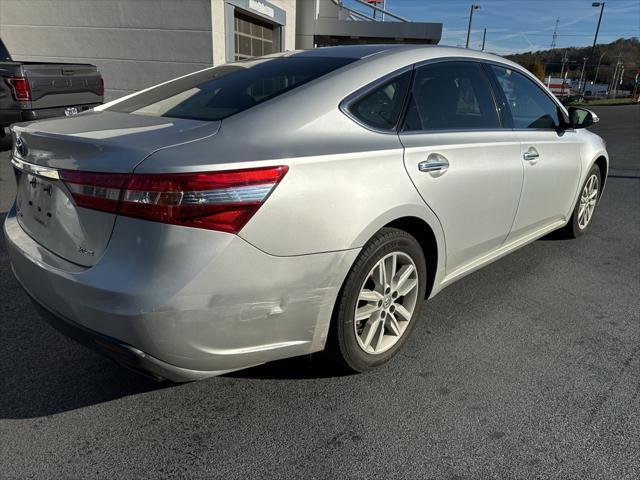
106,56,356,121
491,65,560,129
403,61,500,131
346,71,411,131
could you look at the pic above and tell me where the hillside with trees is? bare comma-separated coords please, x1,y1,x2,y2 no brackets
505,37,639,90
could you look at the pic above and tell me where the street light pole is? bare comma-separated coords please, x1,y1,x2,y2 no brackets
591,2,605,56
580,2,606,94
465,4,480,49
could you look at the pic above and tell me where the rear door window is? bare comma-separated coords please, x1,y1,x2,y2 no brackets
402,61,501,131
107,56,356,121
490,65,560,129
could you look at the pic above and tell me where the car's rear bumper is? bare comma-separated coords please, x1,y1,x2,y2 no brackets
4,207,358,380
27,293,235,382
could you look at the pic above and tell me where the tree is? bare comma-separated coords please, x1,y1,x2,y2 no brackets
530,58,546,81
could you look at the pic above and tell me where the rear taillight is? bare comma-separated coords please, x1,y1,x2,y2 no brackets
98,78,104,97
60,166,288,234
60,171,129,213
7,77,31,101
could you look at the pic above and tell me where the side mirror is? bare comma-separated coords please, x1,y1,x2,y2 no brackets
568,106,599,129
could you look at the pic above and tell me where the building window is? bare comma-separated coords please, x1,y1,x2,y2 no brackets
234,11,278,61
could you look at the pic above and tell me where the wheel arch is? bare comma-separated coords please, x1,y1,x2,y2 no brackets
349,205,447,300
384,217,439,299
593,155,608,197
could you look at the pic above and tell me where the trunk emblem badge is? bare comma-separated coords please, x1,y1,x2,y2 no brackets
77,246,95,256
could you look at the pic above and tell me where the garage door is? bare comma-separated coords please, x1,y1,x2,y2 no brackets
234,11,279,61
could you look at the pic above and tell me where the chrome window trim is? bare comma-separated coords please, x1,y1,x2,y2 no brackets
339,65,414,135
400,127,575,137
400,127,510,136
10,156,60,180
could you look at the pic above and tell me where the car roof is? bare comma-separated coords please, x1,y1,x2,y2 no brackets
288,44,415,58
281,44,521,71
287,44,507,61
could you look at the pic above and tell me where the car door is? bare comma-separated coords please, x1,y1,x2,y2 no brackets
399,61,523,276
489,65,582,241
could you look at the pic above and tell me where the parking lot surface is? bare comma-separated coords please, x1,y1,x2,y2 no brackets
0,105,638,479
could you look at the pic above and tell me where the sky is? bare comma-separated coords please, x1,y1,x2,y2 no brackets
342,0,640,55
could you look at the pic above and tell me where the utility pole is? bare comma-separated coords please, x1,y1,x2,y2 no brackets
481,28,487,51
550,18,559,49
559,51,569,96
465,4,480,49
578,56,588,92
593,51,606,85
610,52,622,97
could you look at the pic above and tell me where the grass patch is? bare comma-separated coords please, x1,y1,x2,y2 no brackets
567,98,639,106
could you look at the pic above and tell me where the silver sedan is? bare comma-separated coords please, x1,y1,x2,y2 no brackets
5,45,608,381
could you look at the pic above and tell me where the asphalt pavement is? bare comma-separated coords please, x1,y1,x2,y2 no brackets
0,105,638,479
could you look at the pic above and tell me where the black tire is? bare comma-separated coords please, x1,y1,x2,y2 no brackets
560,164,602,239
326,227,427,372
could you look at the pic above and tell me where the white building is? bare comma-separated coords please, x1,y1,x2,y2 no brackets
0,0,441,101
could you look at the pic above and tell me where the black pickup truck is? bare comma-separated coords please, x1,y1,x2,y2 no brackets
1,38,103,136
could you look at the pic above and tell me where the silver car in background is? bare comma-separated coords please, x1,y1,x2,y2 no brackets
5,45,608,381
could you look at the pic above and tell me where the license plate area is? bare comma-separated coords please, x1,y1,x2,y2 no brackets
17,174,56,227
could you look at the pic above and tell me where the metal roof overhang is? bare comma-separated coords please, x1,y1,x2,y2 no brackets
313,19,442,44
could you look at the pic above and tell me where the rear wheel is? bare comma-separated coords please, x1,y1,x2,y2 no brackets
561,164,601,238
327,227,427,372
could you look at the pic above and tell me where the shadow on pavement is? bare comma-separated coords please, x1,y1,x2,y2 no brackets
0,135,11,152
0,325,171,419
225,353,353,380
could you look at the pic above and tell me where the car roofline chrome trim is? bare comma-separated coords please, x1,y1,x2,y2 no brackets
10,156,60,180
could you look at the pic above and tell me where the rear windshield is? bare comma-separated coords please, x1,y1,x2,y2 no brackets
106,56,356,121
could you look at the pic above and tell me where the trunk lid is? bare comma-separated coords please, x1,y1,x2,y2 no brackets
11,111,220,266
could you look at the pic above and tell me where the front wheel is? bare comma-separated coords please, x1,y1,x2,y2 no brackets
561,164,602,238
327,227,427,372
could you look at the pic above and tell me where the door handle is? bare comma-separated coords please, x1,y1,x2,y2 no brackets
523,148,539,162
418,153,449,173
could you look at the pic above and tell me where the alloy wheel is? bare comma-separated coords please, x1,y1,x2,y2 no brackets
578,174,599,229
353,251,419,354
